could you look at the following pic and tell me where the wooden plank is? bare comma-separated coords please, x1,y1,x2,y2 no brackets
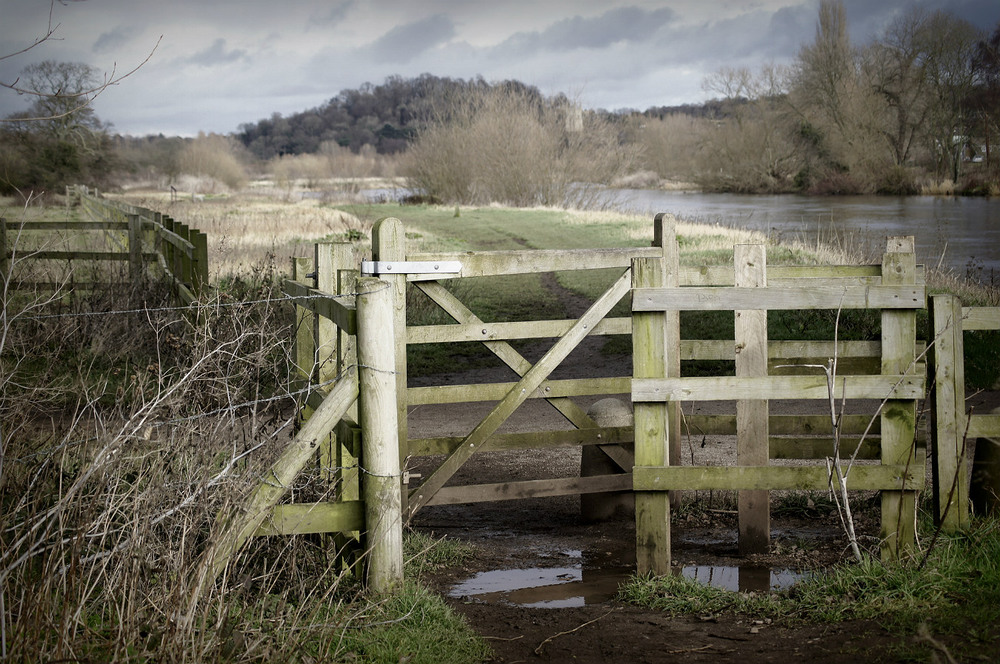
930,294,969,531
409,426,635,456
632,255,672,575
735,244,770,555
633,284,924,312
962,307,1000,331
407,268,633,518
633,375,924,402
769,437,881,460
680,264,924,287
633,464,923,491
407,376,631,406
684,414,879,436
968,415,1000,439
426,474,633,505
255,501,364,536
407,316,631,344
23,251,132,261
15,220,129,231
406,247,662,278
281,278,357,334
880,238,919,561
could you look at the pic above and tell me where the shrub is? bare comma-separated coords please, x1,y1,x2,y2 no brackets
403,87,638,207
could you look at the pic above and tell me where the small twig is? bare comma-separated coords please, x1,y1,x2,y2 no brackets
534,608,616,655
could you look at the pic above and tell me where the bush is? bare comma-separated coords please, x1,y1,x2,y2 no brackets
177,132,249,191
403,87,638,207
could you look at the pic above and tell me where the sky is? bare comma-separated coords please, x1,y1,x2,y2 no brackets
1,0,998,137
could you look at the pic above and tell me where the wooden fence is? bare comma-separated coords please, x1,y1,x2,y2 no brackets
0,185,208,302
179,212,987,592
930,295,1000,531
631,234,926,573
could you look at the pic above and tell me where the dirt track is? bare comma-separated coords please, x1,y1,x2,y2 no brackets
402,274,999,663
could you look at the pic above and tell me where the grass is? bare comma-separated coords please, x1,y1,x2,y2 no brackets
15,187,993,660
619,516,1000,662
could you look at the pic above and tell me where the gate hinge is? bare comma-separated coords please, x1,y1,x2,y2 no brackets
360,260,462,276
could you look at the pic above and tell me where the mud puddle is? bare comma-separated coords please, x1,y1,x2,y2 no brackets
449,547,810,608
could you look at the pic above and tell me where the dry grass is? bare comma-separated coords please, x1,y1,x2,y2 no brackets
108,188,375,279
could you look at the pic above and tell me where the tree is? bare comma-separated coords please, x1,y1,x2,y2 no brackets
972,23,1000,169
697,64,803,193
1,61,115,192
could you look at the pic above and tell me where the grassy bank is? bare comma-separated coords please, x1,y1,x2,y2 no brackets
619,517,1000,661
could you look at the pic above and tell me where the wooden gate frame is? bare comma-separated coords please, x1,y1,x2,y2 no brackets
930,295,1000,531
632,237,926,574
371,215,683,520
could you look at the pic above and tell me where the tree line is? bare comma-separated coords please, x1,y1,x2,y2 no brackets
1,1,997,198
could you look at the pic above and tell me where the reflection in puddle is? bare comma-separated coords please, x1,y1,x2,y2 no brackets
678,565,807,593
450,557,809,608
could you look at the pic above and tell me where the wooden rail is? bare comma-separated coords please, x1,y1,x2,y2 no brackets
632,236,925,573
1,185,209,304
930,296,1000,531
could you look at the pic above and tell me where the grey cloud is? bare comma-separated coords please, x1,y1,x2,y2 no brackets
93,25,140,54
499,6,677,55
183,38,249,67
308,1,355,29
368,14,455,63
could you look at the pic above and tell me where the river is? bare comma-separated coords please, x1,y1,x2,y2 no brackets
610,189,1000,284
362,186,999,284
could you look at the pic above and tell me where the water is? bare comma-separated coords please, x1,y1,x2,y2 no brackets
449,550,809,608
612,189,1000,280
360,186,1000,283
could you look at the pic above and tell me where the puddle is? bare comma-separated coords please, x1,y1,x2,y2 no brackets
449,552,810,608
679,565,808,593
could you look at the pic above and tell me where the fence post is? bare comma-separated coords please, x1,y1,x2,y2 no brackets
371,217,409,514
356,276,404,592
632,256,672,574
881,236,918,560
735,244,770,554
127,213,143,283
0,217,7,288
192,230,208,295
653,214,682,508
292,257,316,387
930,294,969,531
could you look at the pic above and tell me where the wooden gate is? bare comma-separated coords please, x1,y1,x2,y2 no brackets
631,236,926,573
370,215,682,520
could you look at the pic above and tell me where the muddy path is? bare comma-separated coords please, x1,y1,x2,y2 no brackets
403,273,998,663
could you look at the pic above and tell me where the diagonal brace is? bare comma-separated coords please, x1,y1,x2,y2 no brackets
407,269,632,518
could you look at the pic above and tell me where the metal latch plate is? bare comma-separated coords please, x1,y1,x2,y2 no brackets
360,260,462,276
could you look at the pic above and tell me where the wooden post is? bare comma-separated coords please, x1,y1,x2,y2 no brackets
735,244,770,555
356,276,404,592
292,257,316,388
177,223,192,287
192,230,208,295
881,237,918,560
653,214,682,508
127,213,143,282
371,218,409,513
930,294,968,531
632,256,672,574
0,218,8,287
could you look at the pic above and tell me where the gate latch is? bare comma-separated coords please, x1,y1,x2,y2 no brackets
361,260,462,276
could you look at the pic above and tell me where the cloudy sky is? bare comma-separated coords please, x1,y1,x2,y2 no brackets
1,0,998,137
